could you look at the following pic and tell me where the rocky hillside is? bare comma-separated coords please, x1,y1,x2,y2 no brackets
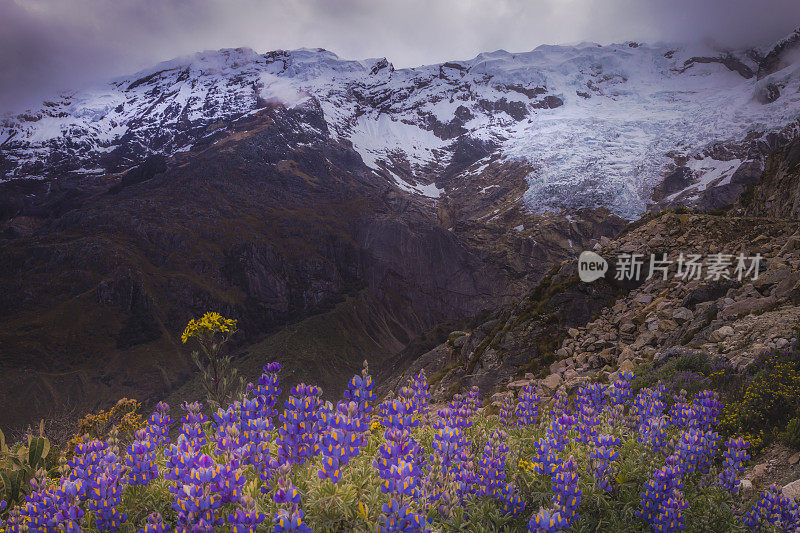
2,29,800,434
0,98,622,434
393,137,800,405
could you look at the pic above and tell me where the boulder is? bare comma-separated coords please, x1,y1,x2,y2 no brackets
672,307,694,323
784,478,800,502
541,373,564,393
710,325,734,342
549,360,567,375
619,346,636,362
720,296,777,320
632,331,656,349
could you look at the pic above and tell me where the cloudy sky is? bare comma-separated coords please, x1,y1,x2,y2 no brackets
1,0,799,113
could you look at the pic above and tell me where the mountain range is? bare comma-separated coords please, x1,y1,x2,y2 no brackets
1,28,800,433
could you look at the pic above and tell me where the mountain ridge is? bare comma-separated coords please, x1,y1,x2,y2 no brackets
3,30,800,220
2,29,800,433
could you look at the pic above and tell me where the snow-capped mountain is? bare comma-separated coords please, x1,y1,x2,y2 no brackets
2,31,800,218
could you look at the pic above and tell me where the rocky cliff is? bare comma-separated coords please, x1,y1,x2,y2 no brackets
393,138,800,406
0,99,621,433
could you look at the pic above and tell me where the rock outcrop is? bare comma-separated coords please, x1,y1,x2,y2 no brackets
392,138,800,406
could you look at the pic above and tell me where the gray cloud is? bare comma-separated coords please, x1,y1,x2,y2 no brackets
1,0,799,113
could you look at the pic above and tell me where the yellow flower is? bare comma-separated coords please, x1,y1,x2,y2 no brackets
181,312,237,344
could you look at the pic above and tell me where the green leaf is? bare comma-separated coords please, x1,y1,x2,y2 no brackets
28,437,44,470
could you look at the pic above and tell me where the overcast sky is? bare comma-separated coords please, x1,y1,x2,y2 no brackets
1,0,799,113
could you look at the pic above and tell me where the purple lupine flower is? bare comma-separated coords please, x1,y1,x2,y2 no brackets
164,434,201,492
344,361,377,425
639,415,669,453
745,484,783,530
609,371,635,406
374,389,426,532
528,507,569,532
425,409,471,514
575,404,599,444
276,383,324,466
411,370,431,418
691,390,723,430
228,495,266,533
22,471,60,531
87,450,127,531
256,362,282,421
654,493,689,533
272,462,313,533
589,434,620,492
551,456,581,527
213,404,242,458
139,512,168,533
516,382,540,427
53,478,85,532
638,454,684,530
216,459,246,504
466,385,482,415
532,436,564,478
578,382,607,412
446,393,474,429
551,391,568,420
179,401,208,451
3,504,29,533
456,444,476,489
173,453,223,531
499,482,526,517
240,395,272,468
273,508,312,533
779,491,800,532
379,499,427,533
146,402,173,446
474,430,509,499
499,394,516,427
717,438,750,494
473,429,523,515
551,410,576,450
68,439,109,491
431,423,464,473
125,428,159,486
667,392,697,429
631,386,667,431
676,428,719,475
318,400,368,483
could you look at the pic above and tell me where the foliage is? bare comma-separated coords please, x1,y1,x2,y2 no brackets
0,351,780,533
720,348,800,451
68,398,146,450
181,312,246,410
633,347,800,451
0,421,56,514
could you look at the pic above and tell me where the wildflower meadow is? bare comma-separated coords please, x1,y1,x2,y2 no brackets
1,314,797,532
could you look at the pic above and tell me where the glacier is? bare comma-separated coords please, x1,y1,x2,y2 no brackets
2,37,800,218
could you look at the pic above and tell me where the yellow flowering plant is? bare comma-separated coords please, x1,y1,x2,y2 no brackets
181,312,245,410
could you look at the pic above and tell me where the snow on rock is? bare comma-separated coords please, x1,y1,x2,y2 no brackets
3,35,800,218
